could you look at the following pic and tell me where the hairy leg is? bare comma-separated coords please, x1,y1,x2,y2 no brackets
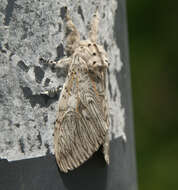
40,56,72,69
38,56,71,97
40,86,63,98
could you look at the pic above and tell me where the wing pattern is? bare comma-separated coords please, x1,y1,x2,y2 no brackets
53,8,110,173
54,86,108,172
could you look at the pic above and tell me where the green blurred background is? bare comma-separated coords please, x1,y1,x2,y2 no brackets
127,1,178,189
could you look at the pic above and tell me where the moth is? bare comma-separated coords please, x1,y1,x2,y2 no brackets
47,8,110,173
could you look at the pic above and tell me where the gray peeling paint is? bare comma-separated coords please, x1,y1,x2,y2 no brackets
0,0,125,161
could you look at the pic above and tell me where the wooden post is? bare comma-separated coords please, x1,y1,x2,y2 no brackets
0,0,137,189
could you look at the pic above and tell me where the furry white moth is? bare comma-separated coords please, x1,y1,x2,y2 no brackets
47,7,110,173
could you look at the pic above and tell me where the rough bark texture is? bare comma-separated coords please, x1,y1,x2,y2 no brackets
0,0,137,190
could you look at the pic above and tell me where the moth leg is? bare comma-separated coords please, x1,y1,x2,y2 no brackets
103,129,110,164
40,57,72,69
65,8,80,54
48,57,72,69
40,86,62,98
89,9,99,43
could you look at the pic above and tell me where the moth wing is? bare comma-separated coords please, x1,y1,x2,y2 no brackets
54,88,108,173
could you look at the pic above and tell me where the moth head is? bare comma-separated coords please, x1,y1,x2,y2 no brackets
89,42,109,68
64,8,109,70
77,40,109,71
